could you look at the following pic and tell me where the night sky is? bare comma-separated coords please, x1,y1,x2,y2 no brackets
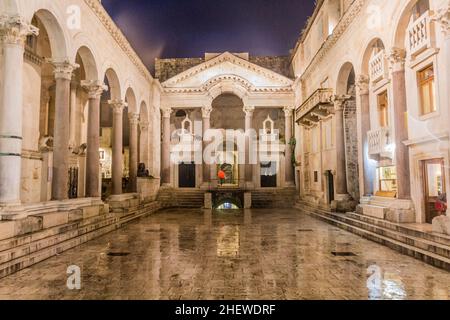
102,0,315,72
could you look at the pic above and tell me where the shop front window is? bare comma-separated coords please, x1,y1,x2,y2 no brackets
377,166,397,197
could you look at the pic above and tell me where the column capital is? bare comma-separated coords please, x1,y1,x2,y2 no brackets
356,75,370,95
108,99,127,114
332,95,351,111
129,113,140,125
81,80,108,99
432,5,450,37
387,48,406,72
0,15,39,46
283,106,295,117
201,106,213,119
243,106,255,117
48,59,80,81
162,107,173,118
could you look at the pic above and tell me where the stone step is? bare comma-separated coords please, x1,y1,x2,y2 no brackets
0,202,162,279
295,201,450,271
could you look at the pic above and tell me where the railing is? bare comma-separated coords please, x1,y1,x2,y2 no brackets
368,127,390,157
408,11,434,56
24,48,44,66
369,50,386,82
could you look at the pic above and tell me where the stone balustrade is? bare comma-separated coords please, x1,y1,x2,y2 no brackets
408,11,435,56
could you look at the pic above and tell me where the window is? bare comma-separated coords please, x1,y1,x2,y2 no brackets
314,171,319,183
418,65,436,115
377,91,389,127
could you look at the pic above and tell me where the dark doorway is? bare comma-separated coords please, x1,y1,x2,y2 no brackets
326,170,335,204
261,162,277,188
179,162,196,188
68,167,79,199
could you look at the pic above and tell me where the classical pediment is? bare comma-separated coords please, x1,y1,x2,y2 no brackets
162,52,293,91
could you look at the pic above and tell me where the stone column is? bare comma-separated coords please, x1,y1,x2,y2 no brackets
333,95,351,197
388,48,410,200
244,106,255,188
139,121,149,168
161,108,172,186
109,100,127,195
0,16,38,205
50,60,79,201
82,81,107,198
201,106,212,187
356,75,374,196
284,106,295,187
129,113,139,193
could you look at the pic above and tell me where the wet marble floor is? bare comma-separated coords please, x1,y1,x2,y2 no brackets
0,208,449,300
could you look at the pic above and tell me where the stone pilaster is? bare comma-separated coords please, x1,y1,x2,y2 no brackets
129,113,140,193
387,48,410,200
0,16,38,205
284,106,295,187
49,59,79,201
109,100,127,195
356,75,374,197
82,80,107,198
161,108,172,186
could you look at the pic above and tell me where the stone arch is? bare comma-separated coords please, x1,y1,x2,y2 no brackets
125,87,138,114
360,38,386,76
392,0,430,49
32,9,68,59
75,46,99,81
103,68,121,101
336,62,356,95
211,93,245,130
207,79,249,103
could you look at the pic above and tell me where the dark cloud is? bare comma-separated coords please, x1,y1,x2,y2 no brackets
102,0,315,73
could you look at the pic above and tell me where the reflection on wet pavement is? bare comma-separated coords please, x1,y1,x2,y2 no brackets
0,208,449,300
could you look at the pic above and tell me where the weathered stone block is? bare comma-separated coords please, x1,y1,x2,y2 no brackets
432,215,450,235
33,212,69,229
244,192,252,209
14,217,43,236
204,193,212,209
385,209,415,223
0,221,15,241
82,206,100,219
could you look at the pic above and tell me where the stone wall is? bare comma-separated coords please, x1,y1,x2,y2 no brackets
155,55,293,82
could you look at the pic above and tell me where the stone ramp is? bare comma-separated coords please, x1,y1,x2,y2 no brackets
295,200,450,271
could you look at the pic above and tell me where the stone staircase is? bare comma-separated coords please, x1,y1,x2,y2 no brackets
251,188,297,208
295,200,450,270
0,200,161,279
157,188,206,208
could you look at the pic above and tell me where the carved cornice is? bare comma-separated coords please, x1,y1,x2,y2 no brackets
81,80,108,99
332,94,352,111
0,14,39,46
299,0,366,81
83,0,153,82
163,52,293,87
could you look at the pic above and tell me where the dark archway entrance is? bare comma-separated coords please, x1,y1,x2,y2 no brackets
179,162,196,188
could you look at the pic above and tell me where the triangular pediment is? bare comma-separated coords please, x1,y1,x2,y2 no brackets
162,52,293,89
